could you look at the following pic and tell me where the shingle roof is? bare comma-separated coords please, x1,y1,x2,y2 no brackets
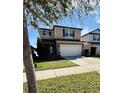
53,25,83,30
39,25,83,31
81,29,100,37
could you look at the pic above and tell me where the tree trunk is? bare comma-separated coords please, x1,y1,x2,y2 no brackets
23,20,38,93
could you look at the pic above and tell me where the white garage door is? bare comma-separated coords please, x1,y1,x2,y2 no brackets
60,44,82,57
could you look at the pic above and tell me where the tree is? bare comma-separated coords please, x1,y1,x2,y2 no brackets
36,38,45,58
23,0,99,93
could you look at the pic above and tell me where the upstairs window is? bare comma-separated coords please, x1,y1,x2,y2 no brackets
97,35,100,41
93,35,100,41
63,28,74,38
93,35,96,41
43,30,51,37
63,28,68,37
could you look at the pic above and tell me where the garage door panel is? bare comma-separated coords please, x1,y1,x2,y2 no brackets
60,44,82,57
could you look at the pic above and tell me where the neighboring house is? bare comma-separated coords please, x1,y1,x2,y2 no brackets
81,29,100,56
38,25,83,57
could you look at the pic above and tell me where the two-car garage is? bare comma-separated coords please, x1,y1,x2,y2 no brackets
60,44,82,57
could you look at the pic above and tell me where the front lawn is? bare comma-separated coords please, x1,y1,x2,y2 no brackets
35,58,78,71
23,71,100,93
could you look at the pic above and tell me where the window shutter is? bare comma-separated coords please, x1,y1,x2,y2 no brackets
98,35,100,41
43,31,45,35
49,31,51,36
63,29,65,37
73,30,75,37
93,35,95,40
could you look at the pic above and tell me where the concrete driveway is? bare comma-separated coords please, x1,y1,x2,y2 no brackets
65,56,100,73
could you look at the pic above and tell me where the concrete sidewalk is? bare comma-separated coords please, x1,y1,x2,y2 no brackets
23,57,100,82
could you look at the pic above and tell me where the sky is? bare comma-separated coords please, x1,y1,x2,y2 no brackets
28,5,100,48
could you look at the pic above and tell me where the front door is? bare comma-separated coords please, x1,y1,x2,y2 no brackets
84,49,89,57
90,47,96,56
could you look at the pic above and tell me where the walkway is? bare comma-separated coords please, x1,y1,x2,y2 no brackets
23,57,100,82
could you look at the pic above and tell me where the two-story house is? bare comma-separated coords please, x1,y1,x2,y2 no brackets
38,25,83,57
81,29,100,56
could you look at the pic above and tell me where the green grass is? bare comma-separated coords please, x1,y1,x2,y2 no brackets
35,59,78,71
23,71,100,93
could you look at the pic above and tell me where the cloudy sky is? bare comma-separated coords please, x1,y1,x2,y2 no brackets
28,5,100,48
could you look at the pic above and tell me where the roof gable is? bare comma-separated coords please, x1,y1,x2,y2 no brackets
39,25,83,32
90,29,100,34
81,29,100,37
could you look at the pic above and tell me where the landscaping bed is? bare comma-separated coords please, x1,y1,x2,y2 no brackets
23,71,100,93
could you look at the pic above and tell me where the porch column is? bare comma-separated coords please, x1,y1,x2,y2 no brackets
56,43,60,56
81,43,84,56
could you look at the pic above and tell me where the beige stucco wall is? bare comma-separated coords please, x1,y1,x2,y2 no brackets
75,29,81,40
39,27,81,40
83,43,91,49
83,42,100,56
54,27,81,40
81,34,91,42
39,29,54,39
89,34,100,42
81,34,100,42
54,27,63,39
81,30,100,43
